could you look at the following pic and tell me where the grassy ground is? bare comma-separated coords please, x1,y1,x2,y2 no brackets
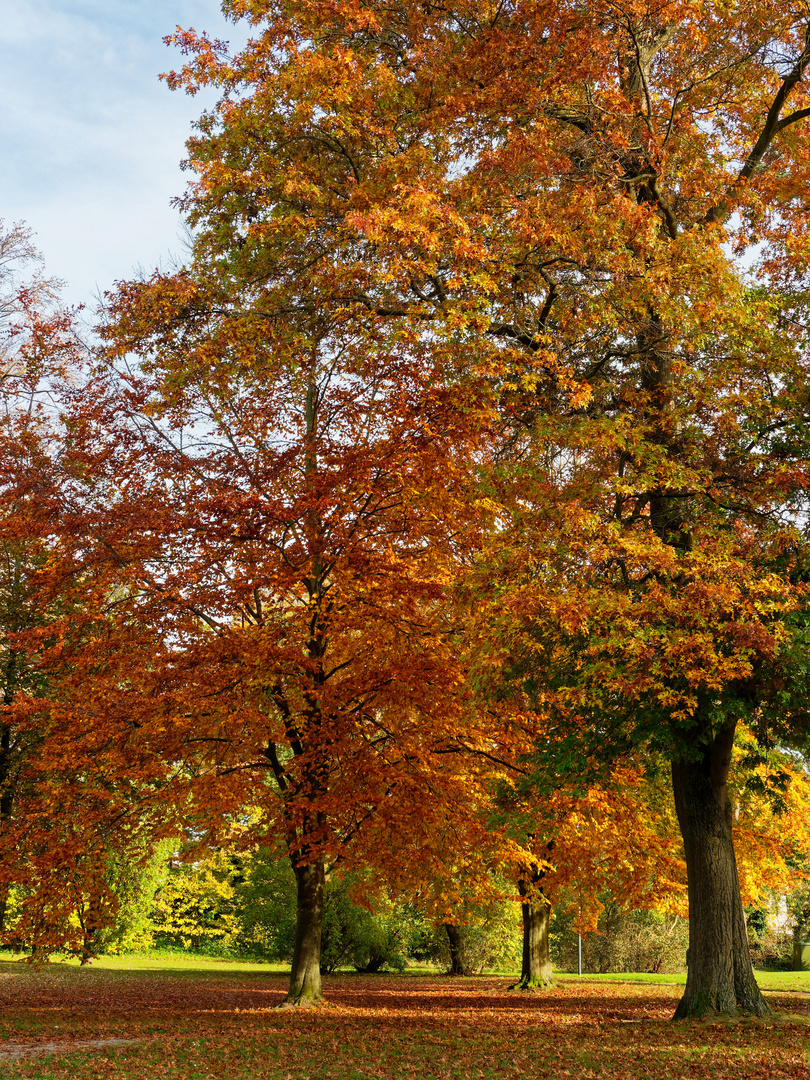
0,959,807,1079
558,969,810,992
37,952,292,975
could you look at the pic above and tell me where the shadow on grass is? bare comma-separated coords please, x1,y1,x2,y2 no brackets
0,970,808,1080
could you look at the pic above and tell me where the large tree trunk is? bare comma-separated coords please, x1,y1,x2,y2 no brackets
671,720,769,1018
514,878,554,989
281,859,325,1007
444,923,473,975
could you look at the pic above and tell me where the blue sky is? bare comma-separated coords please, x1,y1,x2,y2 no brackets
0,1,249,309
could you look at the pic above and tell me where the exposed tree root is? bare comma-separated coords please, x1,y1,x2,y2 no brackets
276,994,326,1010
508,978,555,992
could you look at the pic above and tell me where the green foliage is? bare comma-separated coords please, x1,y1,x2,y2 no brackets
91,839,174,955
147,846,298,961
149,850,242,956
416,895,521,975
551,896,689,975
321,880,408,974
146,848,414,971
230,848,298,961
746,913,794,971
137,847,504,975
788,880,810,945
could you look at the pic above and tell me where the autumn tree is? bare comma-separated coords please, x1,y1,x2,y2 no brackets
445,1,810,1017
79,278,520,1001
0,220,77,934
498,758,686,990
39,125,537,1002
503,735,810,989
512,850,555,990
0,222,191,959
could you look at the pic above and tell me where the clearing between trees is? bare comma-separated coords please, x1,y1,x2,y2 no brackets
0,961,807,1079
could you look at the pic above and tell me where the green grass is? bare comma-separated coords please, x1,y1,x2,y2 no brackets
5,949,806,989
558,968,810,992
0,949,444,976
51,952,290,975
558,970,686,985
751,969,810,993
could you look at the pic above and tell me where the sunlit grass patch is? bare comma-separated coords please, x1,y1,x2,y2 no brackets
559,969,810,993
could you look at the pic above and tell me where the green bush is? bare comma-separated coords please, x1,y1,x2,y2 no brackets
551,898,689,974
87,843,522,976
147,848,413,971
746,890,801,971
413,895,521,975
149,849,242,954
95,839,175,954
231,848,298,961
321,879,408,974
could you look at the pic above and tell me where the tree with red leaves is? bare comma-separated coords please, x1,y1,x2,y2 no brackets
56,256,510,1003
0,220,82,940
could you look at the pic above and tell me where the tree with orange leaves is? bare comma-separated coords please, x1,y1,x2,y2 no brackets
492,756,685,990
0,222,192,962
30,0,810,1017
503,736,810,990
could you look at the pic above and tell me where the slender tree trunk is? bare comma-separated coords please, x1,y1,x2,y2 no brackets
281,859,326,1007
514,880,554,989
276,341,328,1011
671,720,769,1018
444,923,473,976
79,899,102,965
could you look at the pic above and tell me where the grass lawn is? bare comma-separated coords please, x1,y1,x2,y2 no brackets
559,969,810,992
0,959,807,1079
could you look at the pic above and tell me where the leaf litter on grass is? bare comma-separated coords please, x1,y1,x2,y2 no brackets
0,969,807,1079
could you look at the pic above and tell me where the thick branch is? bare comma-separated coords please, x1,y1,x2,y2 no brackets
705,22,810,224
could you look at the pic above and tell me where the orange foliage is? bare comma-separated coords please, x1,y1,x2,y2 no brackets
4,6,810,1000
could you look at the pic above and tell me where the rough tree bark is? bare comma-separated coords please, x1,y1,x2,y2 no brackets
281,858,326,1007
671,721,770,1018
514,876,554,990
444,922,473,976
79,898,103,965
